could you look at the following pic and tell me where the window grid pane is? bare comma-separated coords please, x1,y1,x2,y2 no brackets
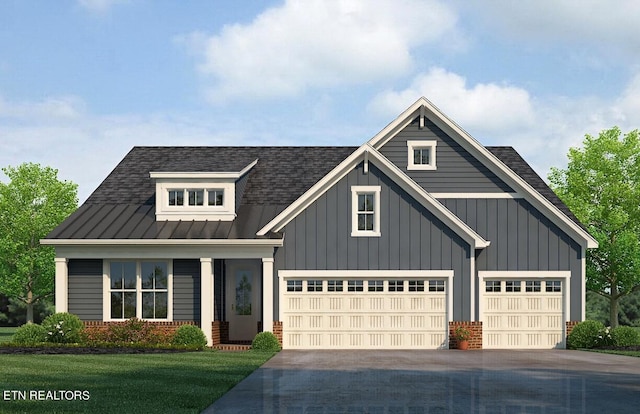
287,280,302,292
409,280,425,292
348,280,363,292
506,281,521,292
428,280,445,292
485,281,501,292
546,281,562,292
328,280,343,292
307,280,323,292
388,280,404,292
188,189,204,206
368,280,383,292
526,281,541,292
208,189,224,206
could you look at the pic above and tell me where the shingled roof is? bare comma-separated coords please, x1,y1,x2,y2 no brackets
46,145,582,240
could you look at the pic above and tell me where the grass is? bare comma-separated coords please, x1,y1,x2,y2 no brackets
0,327,17,343
0,350,275,413
589,349,640,357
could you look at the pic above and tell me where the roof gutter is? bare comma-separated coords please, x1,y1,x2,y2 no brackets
40,238,284,247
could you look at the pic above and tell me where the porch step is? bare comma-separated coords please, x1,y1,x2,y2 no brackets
214,343,252,351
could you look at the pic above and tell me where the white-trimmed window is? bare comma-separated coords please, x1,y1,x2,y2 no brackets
506,280,522,292
351,186,381,237
486,280,501,292
307,280,323,292
348,280,363,292
108,261,171,320
428,280,445,292
407,140,437,170
287,280,302,292
368,280,384,292
526,280,541,292
328,280,343,292
208,189,224,206
388,280,404,292
168,189,225,208
546,280,562,292
409,280,425,292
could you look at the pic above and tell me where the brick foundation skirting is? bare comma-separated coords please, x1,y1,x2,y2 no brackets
273,321,283,347
449,321,482,350
566,321,579,346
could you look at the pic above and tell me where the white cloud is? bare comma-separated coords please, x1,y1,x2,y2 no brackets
369,67,535,136
77,0,129,14
183,0,459,102
0,95,86,121
465,1,640,60
368,66,640,183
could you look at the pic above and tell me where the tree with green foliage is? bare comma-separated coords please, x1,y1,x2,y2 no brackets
549,127,640,328
0,163,77,323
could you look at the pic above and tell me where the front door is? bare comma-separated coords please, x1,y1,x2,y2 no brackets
226,261,261,341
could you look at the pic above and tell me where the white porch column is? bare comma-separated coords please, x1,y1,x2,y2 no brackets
54,258,68,313
200,258,214,346
262,257,274,332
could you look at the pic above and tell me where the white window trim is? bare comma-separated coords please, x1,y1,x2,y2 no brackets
103,260,173,322
351,185,381,237
407,140,437,170
155,181,236,221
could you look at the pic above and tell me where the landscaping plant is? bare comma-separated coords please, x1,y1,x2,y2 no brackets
567,320,606,349
41,312,85,343
11,323,47,345
251,331,281,351
171,324,207,349
610,326,640,347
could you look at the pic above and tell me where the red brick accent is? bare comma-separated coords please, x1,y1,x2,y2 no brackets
566,321,579,346
449,321,482,350
219,321,229,343
273,321,283,348
83,320,195,336
211,321,221,346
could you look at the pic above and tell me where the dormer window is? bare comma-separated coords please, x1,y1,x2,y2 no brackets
150,160,257,222
208,190,224,206
407,140,437,170
167,189,225,207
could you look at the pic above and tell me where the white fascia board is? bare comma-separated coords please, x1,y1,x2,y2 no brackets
257,146,367,236
279,270,454,278
370,97,598,249
478,271,571,279
365,146,489,249
149,159,258,180
257,144,489,249
40,238,283,247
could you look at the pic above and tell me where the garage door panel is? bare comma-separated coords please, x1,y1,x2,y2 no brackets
482,280,565,349
282,282,448,349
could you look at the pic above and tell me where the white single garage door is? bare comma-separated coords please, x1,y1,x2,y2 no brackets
481,278,566,349
281,276,449,349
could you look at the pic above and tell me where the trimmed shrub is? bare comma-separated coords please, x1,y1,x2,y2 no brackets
611,326,640,347
171,325,207,349
42,312,85,343
12,323,47,345
251,331,281,351
102,318,169,345
567,320,606,349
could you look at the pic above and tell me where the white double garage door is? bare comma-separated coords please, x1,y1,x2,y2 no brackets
281,271,568,349
280,271,451,349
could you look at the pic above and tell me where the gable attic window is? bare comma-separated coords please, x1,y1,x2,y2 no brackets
407,140,437,170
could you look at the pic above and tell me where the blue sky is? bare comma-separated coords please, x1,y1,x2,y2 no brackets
2,0,640,203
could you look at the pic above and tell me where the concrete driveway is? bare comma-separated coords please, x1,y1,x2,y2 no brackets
203,350,640,413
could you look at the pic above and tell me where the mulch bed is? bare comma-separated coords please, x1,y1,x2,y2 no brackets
0,346,195,355
596,345,640,351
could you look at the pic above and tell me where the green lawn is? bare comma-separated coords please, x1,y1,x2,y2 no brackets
0,327,17,343
0,350,275,413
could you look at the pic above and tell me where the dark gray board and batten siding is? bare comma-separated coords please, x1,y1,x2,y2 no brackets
441,198,583,320
68,259,103,320
378,117,514,193
274,162,473,320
